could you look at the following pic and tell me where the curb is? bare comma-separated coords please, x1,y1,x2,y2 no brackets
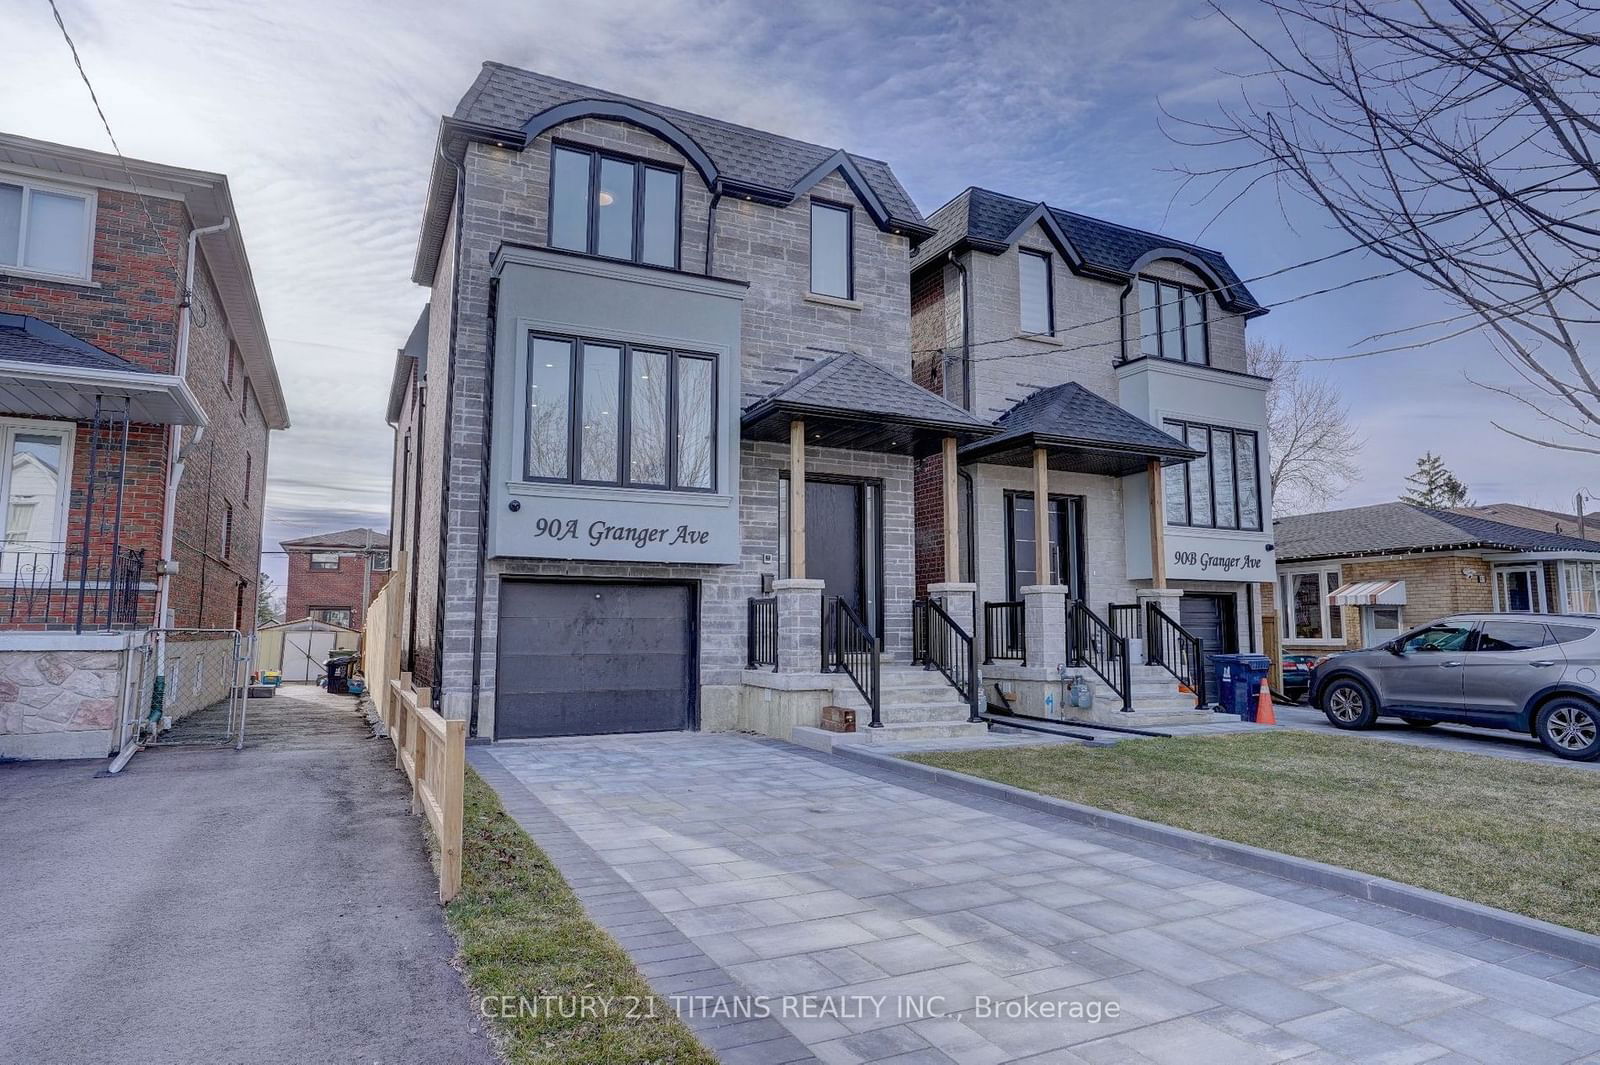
831,744,1600,969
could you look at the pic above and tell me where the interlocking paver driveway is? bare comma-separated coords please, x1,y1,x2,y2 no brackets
479,733,1600,1064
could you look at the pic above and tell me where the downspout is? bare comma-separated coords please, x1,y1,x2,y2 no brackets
706,189,721,274
946,251,972,409
149,218,230,725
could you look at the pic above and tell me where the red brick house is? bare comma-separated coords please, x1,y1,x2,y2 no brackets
280,527,390,631
0,133,288,759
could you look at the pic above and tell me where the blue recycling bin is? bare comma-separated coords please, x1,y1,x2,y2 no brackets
1214,654,1273,720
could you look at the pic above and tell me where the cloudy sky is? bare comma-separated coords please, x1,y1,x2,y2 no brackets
3,0,1594,593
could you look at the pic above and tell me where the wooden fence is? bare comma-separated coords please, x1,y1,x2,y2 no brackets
1262,611,1284,694
363,554,465,904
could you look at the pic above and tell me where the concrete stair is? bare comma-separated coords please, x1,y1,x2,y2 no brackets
792,662,988,749
1060,661,1220,724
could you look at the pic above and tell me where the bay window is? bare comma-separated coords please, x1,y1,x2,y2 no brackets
1163,419,1262,531
526,332,717,492
1137,277,1207,363
548,145,681,268
1279,567,1345,642
0,177,94,281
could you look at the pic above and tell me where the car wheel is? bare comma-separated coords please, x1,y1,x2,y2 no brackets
1536,699,1600,761
1323,678,1377,729
1400,718,1438,729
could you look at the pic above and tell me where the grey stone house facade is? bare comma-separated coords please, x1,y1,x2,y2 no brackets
908,188,1276,720
390,65,992,744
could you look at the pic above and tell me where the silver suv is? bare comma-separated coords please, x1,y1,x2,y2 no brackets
1308,613,1600,760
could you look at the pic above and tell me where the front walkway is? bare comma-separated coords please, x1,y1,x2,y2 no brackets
477,732,1600,1065
0,685,498,1065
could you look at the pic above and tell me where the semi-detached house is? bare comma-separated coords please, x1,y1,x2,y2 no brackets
387,65,1275,744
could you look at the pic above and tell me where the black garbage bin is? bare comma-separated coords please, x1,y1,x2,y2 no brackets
1214,654,1272,721
325,653,355,695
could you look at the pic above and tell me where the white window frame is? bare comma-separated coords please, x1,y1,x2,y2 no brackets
1558,560,1600,614
0,418,76,579
0,174,97,284
1279,564,1346,646
1492,563,1547,613
309,551,341,571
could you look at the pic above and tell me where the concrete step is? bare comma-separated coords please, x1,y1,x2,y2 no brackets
790,720,990,752
832,694,972,719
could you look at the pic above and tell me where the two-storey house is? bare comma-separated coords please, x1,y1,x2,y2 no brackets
0,133,288,759
280,527,390,630
909,188,1274,721
389,66,994,744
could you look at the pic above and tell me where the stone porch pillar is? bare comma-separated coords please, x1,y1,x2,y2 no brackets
774,578,824,673
1022,584,1072,671
927,581,976,638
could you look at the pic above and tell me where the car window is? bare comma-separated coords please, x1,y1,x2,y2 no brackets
1549,623,1597,645
1474,621,1549,652
1399,623,1473,653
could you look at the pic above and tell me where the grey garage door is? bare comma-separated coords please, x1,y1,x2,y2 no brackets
1179,593,1236,703
495,581,694,739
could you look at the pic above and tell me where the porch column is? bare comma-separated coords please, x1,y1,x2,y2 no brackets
1147,458,1167,590
942,436,960,584
1022,584,1071,669
789,419,806,579
1033,447,1050,586
774,578,825,673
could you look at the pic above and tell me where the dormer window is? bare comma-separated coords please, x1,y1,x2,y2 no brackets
1019,250,1053,336
548,145,681,269
0,177,95,282
1137,277,1208,364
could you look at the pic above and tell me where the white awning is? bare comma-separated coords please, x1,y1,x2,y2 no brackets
0,361,206,425
1329,580,1406,606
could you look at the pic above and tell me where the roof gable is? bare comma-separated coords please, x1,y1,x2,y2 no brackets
991,382,1196,455
746,351,991,430
280,527,389,550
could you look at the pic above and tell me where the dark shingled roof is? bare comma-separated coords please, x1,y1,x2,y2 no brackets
744,351,992,433
1274,502,1600,562
0,313,148,374
913,187,1263,314
961,382,1199,471
454,64,924,227
280,527,390,550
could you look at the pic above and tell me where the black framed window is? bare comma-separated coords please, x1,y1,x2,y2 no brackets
1004,492,1087,600
1163,419,1262,531
809,201,853,299
548,144,681,268
1137,277,1208,363
1019,250,1053,336
525,331,717,492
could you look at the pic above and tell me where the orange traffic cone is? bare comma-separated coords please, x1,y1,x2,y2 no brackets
1255,677,1276,725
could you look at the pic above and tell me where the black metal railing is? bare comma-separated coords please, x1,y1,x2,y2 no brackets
1066,599,1132,711
830,598,881,728
1108,603,1141,643
746,596,778,671
1,546,146,632
1146,601,1206,707
982,601,1026,664
914,597,982,722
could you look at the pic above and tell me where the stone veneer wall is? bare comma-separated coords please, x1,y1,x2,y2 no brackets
0,639,128,759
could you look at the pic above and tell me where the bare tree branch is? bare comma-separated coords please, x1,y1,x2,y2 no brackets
1248,339,1365,512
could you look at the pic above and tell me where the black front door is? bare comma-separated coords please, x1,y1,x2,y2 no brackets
809,480,863,620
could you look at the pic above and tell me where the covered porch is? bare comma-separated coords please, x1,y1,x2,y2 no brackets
0,313,204,633
956,382,1214,720
738,352,993,737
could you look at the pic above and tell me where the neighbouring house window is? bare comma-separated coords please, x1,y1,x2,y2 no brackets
240,380,250,420
311,606,353,628
1019,250,1053,336
310,552,340,571
225,344,237,391
809,201,852,299
371,551,390,572
0,177,94,281
1279,567,1343,642
221,501,234,558
1560,560,1600,613
1493,564,1546,613
234,579,246,632
548,145,681,268
1137,277,1208,363
0,423,71,573
526,332,717,492
1004,492,1087,601
244,453,252,497
1163,419,1262,531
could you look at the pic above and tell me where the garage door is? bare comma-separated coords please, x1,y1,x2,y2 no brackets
495,580,694,739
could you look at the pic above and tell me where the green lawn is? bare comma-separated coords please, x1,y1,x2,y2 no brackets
443,769,717,1065
907,731,1600,935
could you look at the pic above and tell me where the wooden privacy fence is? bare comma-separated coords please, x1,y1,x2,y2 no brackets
362,553,465,904
1262,611,1284,695
385,672,465,903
